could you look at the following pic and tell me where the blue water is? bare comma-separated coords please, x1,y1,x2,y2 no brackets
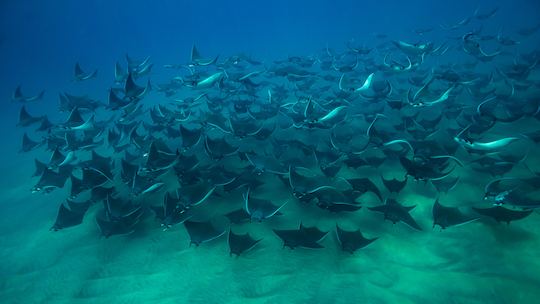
1,0,540,303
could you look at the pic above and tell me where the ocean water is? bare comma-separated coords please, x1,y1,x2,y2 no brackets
1,0,540,303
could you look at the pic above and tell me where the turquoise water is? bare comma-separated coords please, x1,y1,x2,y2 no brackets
1,1,540,303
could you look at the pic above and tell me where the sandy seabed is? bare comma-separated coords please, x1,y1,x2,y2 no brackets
1,126,540,304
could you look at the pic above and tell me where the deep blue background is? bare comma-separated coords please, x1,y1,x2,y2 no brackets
0,0,539,145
